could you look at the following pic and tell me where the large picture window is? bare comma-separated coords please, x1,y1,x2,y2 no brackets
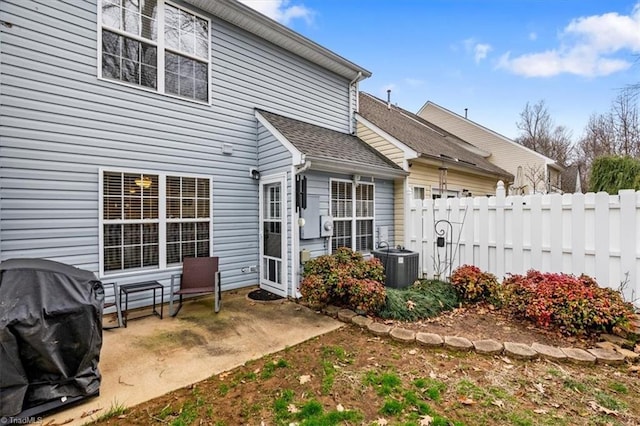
99,0,210,103
330,180,375,253
101,170,212,275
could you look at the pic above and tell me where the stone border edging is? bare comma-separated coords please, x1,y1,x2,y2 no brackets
329,308,639,366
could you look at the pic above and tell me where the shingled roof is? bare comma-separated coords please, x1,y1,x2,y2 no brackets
358,92,513,180
256,109,406,177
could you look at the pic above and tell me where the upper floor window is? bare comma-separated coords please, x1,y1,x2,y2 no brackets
99,0,210,103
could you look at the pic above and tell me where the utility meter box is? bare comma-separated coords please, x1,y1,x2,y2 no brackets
300,196,320,239
320,215,333,237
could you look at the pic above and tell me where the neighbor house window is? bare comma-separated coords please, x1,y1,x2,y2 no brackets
99,0,210,103
431,188,459,199
101,171,212,275
330,180,375,253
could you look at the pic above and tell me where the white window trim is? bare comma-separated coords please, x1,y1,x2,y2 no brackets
412,185,427,200
430,186,459,199
96,0,212,105
329,178,376,254
98,168,213,278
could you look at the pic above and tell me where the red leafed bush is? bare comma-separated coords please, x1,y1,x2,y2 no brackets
450,264,499,303
502,270,636,336
299,247,386,314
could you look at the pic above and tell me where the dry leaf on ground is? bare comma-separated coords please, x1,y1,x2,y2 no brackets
588,401,618,416
299,375,311,384
491,399,505,408
419,415,433,425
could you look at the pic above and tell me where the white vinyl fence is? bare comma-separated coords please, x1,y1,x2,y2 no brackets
407,182,640,305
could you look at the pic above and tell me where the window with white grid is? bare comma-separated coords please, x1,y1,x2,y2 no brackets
330,180,375,253
101,170,211,275
99,0,210,103
166,176,211,265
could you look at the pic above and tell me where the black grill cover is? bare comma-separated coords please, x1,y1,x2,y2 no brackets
0,258,104,417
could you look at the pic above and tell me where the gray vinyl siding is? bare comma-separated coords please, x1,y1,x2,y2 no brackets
0,0,353,305
256,121,294,296
298,172,395,259
299,172,332,259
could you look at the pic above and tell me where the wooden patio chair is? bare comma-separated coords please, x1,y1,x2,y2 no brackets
169,256,221,317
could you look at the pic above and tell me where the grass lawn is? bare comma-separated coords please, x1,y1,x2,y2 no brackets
90,324,640,426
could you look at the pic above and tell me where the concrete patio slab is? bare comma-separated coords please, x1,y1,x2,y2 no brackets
41,287,342,426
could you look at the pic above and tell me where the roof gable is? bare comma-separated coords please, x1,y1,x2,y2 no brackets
358,93,512,179
256,109,405,177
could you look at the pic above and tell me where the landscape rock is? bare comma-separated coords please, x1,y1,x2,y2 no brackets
473,339,503,355
368,322,392,337
504,342,537,360
562,347,596,365
444,336,473,351
390,327,416,343
595,341,618,351
587,348,626,365
615,347,639,363
351,315,373,328
600,334,634,349
531,343,566,361
416,332,443,347
337,309,357,322
323,305,340,318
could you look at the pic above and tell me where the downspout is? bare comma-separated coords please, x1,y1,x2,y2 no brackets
348,71,363,134
292,156,310,298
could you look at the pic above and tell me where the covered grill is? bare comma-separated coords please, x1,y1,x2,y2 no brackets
0,259,104,421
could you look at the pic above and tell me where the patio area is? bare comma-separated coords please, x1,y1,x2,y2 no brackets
42,287,342,426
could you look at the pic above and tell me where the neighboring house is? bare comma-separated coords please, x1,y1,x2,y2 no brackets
0,0,397,302
356,93,512,247
418,101,563,195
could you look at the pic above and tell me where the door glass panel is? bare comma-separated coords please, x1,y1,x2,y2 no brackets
262,182,283,285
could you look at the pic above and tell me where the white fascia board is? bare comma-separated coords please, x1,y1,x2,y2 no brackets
355,113,419,160
307,156,408,179
255,110,304,165
420,101,560,167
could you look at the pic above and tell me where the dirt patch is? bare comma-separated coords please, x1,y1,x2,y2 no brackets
375,303,599,349
89,325,640,426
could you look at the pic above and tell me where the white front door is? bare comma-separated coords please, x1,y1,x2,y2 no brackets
259,174,287,297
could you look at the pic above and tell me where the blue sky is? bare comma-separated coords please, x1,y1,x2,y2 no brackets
239,0,640,142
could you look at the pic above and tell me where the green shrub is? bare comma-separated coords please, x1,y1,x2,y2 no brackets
589,155,640,194
299,247,386,314
378,280,459,321
450,265,499,303
502,270,636,336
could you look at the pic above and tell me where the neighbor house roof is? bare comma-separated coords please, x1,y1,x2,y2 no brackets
256,109,407,178
418,101,563,172
187,0,371,81
357,93,513,180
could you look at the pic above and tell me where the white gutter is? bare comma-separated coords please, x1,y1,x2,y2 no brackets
295,158,311,174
